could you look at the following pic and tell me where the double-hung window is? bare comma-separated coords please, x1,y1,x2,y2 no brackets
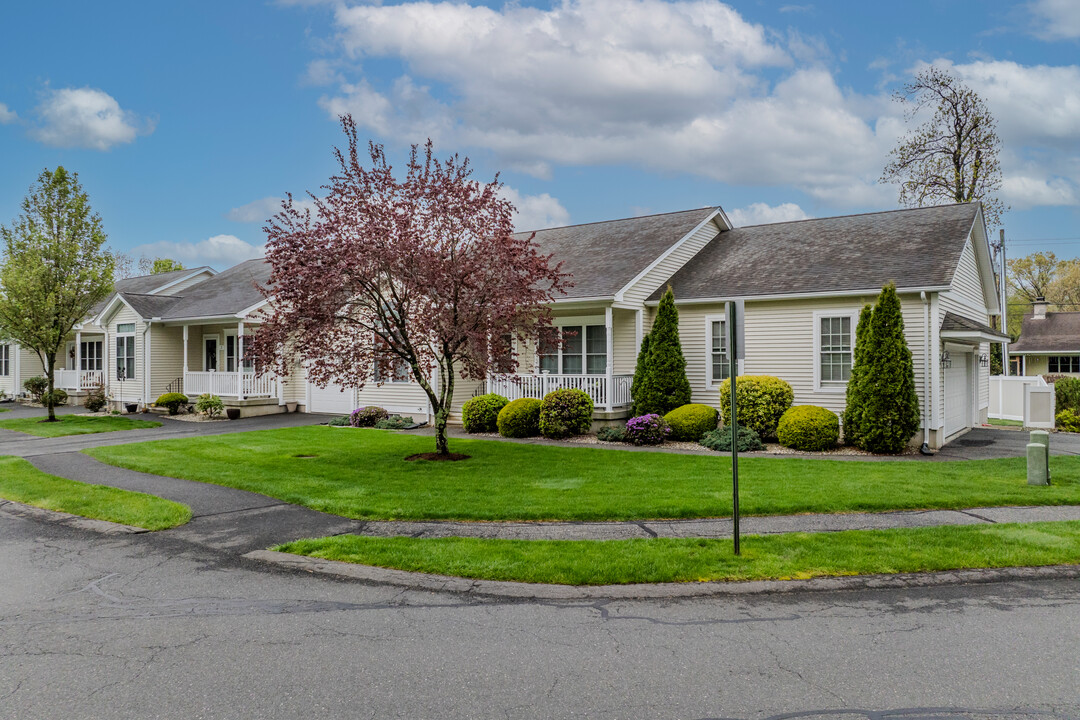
816,314,854,389
116,323,136,380
537,325,606,374
80,341,103,371
1049,356,1080,373
707,316,729,385
0,344,9,376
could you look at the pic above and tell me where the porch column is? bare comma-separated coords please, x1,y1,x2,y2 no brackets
237,321,245,401
182,325,189,379
605,306,614,411
635,309,643,352
75,330,82,390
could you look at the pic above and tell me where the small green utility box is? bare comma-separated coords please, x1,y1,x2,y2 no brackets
1027,430,1050,486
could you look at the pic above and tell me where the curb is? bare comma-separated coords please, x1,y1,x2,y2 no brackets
0,499,148,536
243,549,1080,600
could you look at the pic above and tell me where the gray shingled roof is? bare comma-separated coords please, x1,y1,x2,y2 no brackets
940,311,1007,339
1011,312,1080,353
518,207,718,299
154,258,270,320
90,267,213,315
118,293,182,319
648,203,981,302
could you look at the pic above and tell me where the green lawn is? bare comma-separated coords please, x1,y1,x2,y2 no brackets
277,521,1080,585
988,418,1024,427
85,426,1080,522
0,456,190,530
0,414,161,437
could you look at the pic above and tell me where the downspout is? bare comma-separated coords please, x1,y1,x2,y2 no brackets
920,292,933,455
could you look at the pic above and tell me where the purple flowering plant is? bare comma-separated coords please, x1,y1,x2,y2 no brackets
350,406,389,428
624,413,671,445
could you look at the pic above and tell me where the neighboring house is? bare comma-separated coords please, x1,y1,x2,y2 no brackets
0,201,1006,447
1009,300,1080,377
0,266,216,404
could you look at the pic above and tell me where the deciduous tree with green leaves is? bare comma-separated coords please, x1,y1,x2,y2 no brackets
882,66,1006,232
139,257,185,275
633,287,691,416
0,167,116,421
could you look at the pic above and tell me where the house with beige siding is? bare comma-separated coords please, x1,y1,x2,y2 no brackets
1009,301,1080,377
1,201,1006,447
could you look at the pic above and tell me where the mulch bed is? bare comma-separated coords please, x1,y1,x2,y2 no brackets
405,452,471,462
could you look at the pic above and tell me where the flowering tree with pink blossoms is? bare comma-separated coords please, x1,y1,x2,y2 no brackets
252,116,569,456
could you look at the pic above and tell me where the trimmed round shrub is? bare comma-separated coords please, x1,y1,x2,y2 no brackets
497,398,542,438
375,414,415,430
1057,408,1080,433
539,388,594,439
664,403,719,442
350,406,388,428
624,414,671,445
596,425,627,443
41,388,68,407
155,392,189,415
23,376,47,401
718,375,793,440
462,393,509,433
777,405,839,452
195,393,224,418
84,383,107,412
699,425,765,453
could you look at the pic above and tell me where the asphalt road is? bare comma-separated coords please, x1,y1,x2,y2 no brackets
2,511,1078,719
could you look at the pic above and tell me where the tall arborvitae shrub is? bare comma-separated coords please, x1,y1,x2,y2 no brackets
841,304,873,446
629,332,651,417
858,283,921,454
634,287,692,416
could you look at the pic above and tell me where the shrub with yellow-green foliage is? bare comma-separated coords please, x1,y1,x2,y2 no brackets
718,375,793,440
1057,408,1080,433
497,398,542,438
154,392,189,415
778,405,840,452
664,404,719,441
462,393,509,433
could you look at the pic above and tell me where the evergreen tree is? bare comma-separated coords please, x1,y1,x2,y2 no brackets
634,287,692,416
842,304,873,446
858,283,921,454
629,332,651,417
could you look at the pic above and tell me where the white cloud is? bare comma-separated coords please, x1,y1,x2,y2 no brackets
1001,175,1078,209
727,202,810,226
1029,0,1080,40
0,103,16,124
498,186,570,231
130,235,264,270
30,87,151,150
227,196,318,223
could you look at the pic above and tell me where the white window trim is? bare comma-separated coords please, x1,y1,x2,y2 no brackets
536,318,607,376
80,340,103,371
116,326,137,381
704,312,728,390
0,344,9,377
813,309,859,393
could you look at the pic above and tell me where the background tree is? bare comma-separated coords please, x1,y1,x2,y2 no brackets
882,66,1006,233
1008,251,1059,305
0,167,116,421
251,116,569,455
841,304,873,446
857,284,921,454
138,256,185,275
633,287,692,416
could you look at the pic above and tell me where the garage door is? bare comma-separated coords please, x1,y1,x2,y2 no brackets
308,382,355,415
943,352,972,437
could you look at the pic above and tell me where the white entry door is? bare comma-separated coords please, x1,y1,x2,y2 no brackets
944,352,973,437
308,382,355,415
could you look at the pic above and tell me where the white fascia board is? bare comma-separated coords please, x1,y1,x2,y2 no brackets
238,298,271,318
940,329,1009,343
1010,350,1080,355
96,294,145,326
159,314,243,325
613,208,722,303
550,296,615,307
714,207,733,230
148,267,218,296
643,286,952,306
964,207,1001,316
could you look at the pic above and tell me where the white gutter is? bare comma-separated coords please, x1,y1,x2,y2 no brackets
921,292,932,454
645,286,953,306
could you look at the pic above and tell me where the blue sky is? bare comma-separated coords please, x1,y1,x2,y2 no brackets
2,0,1079,270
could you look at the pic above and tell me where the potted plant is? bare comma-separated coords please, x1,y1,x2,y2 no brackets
126,403,139,414
286,401,298,413
226,408,241,420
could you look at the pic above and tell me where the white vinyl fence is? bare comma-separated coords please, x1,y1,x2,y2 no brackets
989,375,1055,427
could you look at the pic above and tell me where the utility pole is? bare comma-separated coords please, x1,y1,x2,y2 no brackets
1000,228,1008,374
727,301,740,556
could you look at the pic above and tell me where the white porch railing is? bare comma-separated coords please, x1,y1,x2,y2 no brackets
54,369,104,391
183,371,275,398
487,374,634,409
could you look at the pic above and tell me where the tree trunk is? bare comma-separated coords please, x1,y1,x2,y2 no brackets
45,353,56,422
434,406,450,455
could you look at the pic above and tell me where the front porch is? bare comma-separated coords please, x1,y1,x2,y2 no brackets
487,373,633,412
181,370,275,399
